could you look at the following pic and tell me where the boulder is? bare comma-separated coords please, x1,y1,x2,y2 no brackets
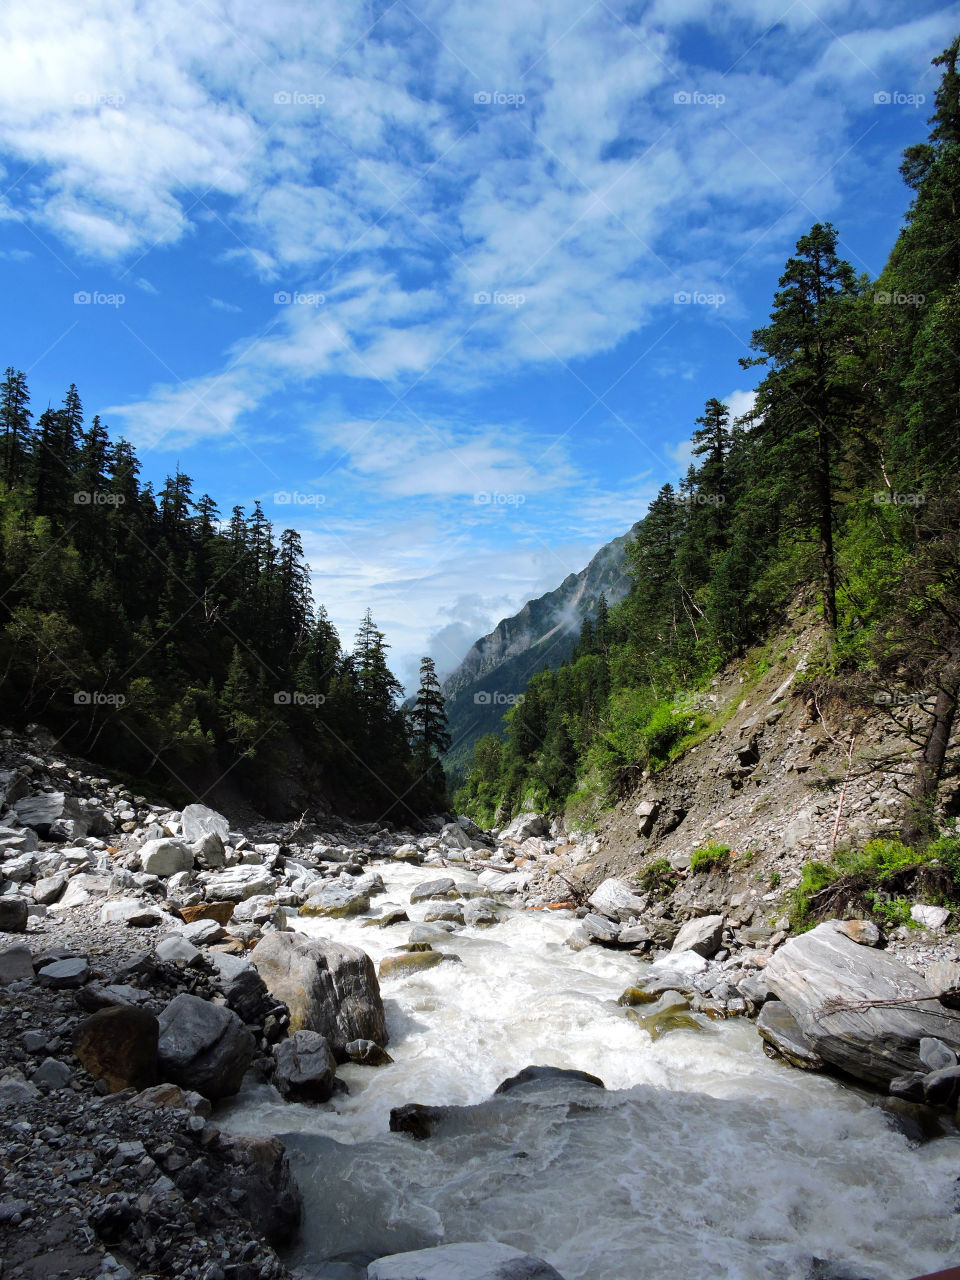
910,904,950,930
206,951,278,1026
587,878,647,922
272,1030,337,1103
494,1065,604,1094
757,1001,825,1071
33,873,66,905
157,992,256,1099
634,800,659,837
179,900,235,926
0,944,33,985
99,898,162,927
476,869,521,894
344,1038,393,1066
581,912,620,944
299,882,370,918
191,831,226,869
37,956,89,988
463,898,500,927
14,792,87,841
367,1242,566,1280
671,914,724,958
924,960,960,1009
57,872,111,909
139,838,193,878
379,951,447,979
837,919,881,947
216,1134,302,1246
410,877,459,904
500,813,548,842
178,918,224,946
205,865,276,902
0,896,28,933
251,932,387,1058
438,822,473,850
72,1006,159,1092
764,921,960,1087
156,935,201,965
180,803,230,844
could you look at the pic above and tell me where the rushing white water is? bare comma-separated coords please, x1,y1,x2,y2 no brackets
222,861,960,1280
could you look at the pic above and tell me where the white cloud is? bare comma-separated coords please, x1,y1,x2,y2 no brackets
209,296,241,312
134,275,158,294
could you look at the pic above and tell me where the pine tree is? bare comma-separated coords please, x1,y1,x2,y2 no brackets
740,223,859,640
0,367,32,483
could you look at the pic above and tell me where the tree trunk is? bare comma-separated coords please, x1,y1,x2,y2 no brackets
902,626,960,842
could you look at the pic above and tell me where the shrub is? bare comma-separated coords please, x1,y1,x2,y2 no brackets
639,857,676,897
789,861,839,931
690,842,731,874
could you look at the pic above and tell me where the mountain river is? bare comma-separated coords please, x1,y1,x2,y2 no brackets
221,860,960,1280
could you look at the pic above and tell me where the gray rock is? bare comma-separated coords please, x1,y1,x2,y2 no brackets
910,904,950,930
1,852,35,883
672,914,725,958
300,882,370,919
410,877,459,904
581,912,620,944
205,864,276,901
191,830,226,869
462,898,500,927
0,896,28,933
100,898,163,927
139,838,193,878
757,1000,825,1070
33,873,66,904
157,992,255,1099
0,944,33,984
924,959,960,1008
180,803,231,844
31,1056,72,1089
0,1070,40,1107
272,1031,337,1102
764,921,960,1086
409,922,456,943
344,1038,393,1066
56,872,110,909
38,956,89,987
919,1037,957,1072
252,932,387,1060
178,918,225,946
438,822,473,850
207,952,277,1026
920,1064,960,1108
837,919,881,947
156,935,201,965
587,878,647,922
494,1065,604,1094
14,791,87,841
367,1242,566,1280
499,812,549,842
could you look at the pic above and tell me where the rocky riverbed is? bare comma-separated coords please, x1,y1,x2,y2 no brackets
1,724,960,1280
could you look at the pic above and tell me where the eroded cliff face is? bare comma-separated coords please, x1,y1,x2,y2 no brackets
442,524,639,771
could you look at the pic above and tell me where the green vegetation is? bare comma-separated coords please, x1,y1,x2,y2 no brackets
0,390,450,818
457,38,960,838
690,842,732,874
789,833,960,931
639,857,676,897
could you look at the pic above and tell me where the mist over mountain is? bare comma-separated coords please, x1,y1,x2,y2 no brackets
442,523,640,774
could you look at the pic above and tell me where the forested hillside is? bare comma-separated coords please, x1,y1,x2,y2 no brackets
0,392,450,820
456,37,960,839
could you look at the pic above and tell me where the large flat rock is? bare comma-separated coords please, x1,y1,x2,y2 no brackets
764,921,960,1087
368,1242,566,1279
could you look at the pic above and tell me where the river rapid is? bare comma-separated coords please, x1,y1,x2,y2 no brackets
221,859,960,1280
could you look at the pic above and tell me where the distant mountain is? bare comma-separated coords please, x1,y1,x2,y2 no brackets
442,524,640,775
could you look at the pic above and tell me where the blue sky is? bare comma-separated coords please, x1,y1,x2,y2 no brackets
0,0,955,689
